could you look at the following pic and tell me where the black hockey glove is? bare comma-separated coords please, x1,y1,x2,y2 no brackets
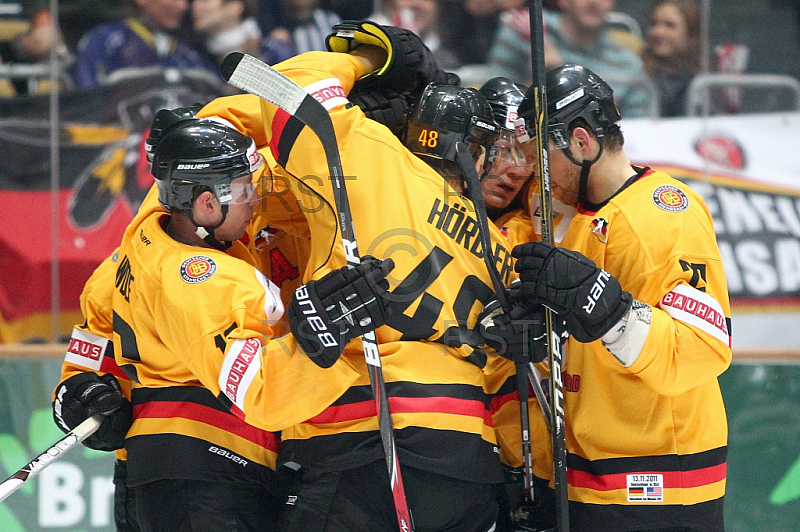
326,20,457,96
512,241,632,343
478,283,567,364
349,87,409,139
478,299,547,365
53,372,132,452
289,256,395,368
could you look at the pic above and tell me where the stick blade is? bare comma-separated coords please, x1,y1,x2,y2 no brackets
220,52,245,83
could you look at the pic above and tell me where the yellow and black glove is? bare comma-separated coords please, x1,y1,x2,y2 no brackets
326,20,458,96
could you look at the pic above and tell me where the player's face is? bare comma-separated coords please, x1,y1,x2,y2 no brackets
548,138,581,207
214,174,258,241
483,133,535,209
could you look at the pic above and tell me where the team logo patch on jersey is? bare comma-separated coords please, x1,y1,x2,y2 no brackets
652,185,689,212
590,217,609,243
254,225,282,250
180,256,217,283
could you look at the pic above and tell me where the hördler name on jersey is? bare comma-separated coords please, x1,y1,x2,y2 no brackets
426,197,513,284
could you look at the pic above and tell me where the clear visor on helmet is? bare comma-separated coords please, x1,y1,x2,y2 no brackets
487,130,537,174
214,153,267,205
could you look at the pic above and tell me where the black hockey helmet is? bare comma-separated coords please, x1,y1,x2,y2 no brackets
479,77,535,170
145,104,204,163
517,63,620,149
479,77,526,131
404,82,498,169
517,64,622,208
151,118,263,213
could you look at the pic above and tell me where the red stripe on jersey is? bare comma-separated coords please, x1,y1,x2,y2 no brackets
307,396,494,427
490,390,519,415
390,396,494,427
99,355,129,381
568,462,727,491
134,400,279,451
270,108,291,163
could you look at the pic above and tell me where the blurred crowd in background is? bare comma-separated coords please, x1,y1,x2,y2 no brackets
0,0,799,118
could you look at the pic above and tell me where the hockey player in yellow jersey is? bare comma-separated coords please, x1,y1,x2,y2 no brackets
111,116,393,531
51,249,140,531
477,77,537,248
53,106,316,531
195,21,530,531
509,64,732,531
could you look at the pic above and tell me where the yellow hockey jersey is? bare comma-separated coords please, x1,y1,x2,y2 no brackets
485,206,554,486
55,249,131,461
111,200,350,486
552,167,731,530
199,52,518,482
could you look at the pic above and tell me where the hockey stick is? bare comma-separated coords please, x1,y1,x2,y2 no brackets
528,0,569,529
221,52,414,532
456,142,539,503
0,414,102,502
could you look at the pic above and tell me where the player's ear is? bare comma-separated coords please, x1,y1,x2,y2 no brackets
572,127,593,155
193,190,218,218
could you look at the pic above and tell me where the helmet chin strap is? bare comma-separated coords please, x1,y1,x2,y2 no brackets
562,138,605,208
190,204,232,251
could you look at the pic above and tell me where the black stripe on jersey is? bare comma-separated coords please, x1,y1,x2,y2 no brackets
120,363,139,383
570,498,724,532
125,433,278,487
275,116,305,168
279,426,503,483
330,381,492,409
494,372,519,397
113,311,140,361
568,446,727,476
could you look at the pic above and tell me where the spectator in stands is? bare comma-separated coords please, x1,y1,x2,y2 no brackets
6,8,62,63
369,0,459,69
71,0,221,88
642,0,700,117
255,0,291,37
488,0,652,118
281,0,340,54
192,0,295,66
437,0,524,68
0,2,72,95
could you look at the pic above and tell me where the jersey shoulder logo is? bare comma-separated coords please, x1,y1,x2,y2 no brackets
254,225,282,250
180,256,217,284
652,185,689,212
590,217,609,243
